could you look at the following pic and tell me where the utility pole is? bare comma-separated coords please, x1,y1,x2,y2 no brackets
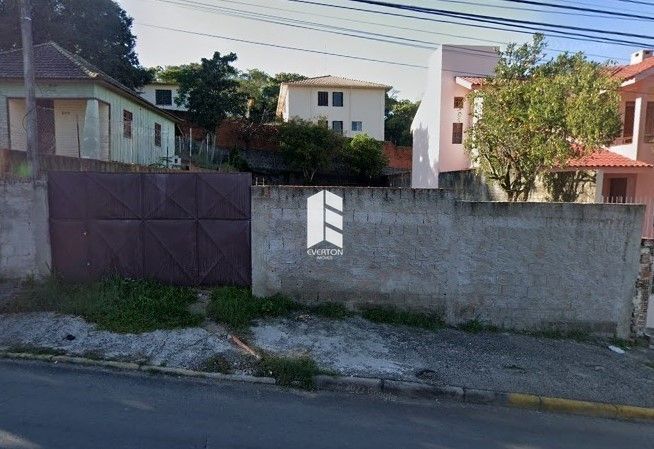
20,0,39,175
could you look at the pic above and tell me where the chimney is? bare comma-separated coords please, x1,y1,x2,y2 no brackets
631,49,654,65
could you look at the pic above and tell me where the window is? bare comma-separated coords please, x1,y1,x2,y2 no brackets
454,97,464,109
333,92,344,107
332,120,343,134
352,121,363,132
154,123,162,147
123,110,133,139
155,89,173,106
645,102,654,143
608,177,628,203
623,101,635,143
452,123,463,144
318,91,328,106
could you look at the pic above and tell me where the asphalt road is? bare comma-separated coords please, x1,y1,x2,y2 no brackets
0,360,652,449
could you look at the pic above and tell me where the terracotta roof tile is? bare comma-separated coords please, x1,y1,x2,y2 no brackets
283,75,391,89
566,149,652,169
608,57,654,82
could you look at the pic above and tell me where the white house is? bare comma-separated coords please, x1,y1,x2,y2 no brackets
276,75,391,140
139,82,186,112
0,42,178,165
411,45,499,188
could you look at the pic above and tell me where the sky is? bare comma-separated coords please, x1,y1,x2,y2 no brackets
117,0,652,100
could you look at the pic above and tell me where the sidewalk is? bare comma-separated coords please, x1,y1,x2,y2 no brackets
0,311,652,408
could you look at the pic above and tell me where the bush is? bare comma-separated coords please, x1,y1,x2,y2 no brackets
257,355,319,389
344,134,388,182
11,277,202,333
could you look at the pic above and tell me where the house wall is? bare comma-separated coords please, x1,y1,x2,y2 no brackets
283,86,386,140
252,186,643,338
0,178,50,279
411,46,499,188
138,83,186,112
0,80,175,165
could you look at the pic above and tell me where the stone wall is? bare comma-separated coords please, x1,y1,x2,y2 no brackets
633,239,653,338
0,178,51,279
252,186,643,338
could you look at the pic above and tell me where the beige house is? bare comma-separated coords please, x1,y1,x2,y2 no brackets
276,75,390,140
139,82,186,112
0,42,178,165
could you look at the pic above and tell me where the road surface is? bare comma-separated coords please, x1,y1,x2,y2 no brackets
0,360,651,449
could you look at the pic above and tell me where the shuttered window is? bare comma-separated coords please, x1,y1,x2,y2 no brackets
623,101,635,143
123,110,133,139
452,123,463,144
645,102,654,143
154,123,162,147
318,91,328,106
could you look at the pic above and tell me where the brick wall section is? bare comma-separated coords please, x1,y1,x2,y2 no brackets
0,178,50,279
252,186,644,338
383,142,412,170
632,238,653,337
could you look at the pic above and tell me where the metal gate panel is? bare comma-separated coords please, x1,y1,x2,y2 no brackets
48,172,251,286
198,220,251,286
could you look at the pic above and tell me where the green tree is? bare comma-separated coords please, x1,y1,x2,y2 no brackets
384,94,419,146
151,64,200,84
465,34,622,201
175,52,247,134
279,119,344,183
345,134,388,182
0,0,152,89
238,71,307,123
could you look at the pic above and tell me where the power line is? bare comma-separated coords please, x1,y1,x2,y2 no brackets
343,0,654,44
289,0,652,48
499,0,654,21
138,23,429,68
616,0,654,6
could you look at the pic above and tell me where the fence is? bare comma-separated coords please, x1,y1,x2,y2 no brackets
600,196,654,239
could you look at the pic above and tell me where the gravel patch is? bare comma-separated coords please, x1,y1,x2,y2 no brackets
251,315,654,407
0,312,244,370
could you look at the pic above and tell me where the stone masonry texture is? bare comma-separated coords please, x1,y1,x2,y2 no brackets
251,186,644,338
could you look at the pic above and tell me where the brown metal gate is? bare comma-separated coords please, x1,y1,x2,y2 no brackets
48,172,251,286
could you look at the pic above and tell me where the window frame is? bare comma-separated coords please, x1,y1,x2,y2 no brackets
332,91,344,107
645,101,654,143
155,89,173,106
623,101,636,143
154,122,162,147
452,122,463,144
318,91,329,106
123,110,133,139
454,97,464,109
332,120,344,134
351,121,363,132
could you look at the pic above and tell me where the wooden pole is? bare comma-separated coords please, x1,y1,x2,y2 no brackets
20,0,39,175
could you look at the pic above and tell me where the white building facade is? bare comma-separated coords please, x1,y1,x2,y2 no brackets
139,82,186,112
411,45,499,188
276,75,390,141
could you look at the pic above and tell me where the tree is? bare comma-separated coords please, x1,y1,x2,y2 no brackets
384,94,419,146
151,64,200,84
345,134,388,182
238,71,307,123
279,119,344,183
175,52,247,135
465,34,622,201
0,0,152,89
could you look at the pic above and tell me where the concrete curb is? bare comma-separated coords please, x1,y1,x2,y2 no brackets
1,352,652,422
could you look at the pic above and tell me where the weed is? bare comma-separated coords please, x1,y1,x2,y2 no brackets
7,276,203,333
528,329,591,342
207,287,299,330
458,319,500,334
256,355,319,390
5,344,65,356
200,355,232,374
308,302,351,319
359,306,443,331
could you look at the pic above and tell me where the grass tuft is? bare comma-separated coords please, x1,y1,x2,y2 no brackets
308,302,351,319
207,287,299,330
6,276,203,334
458,319,500,334
359,306,443,331
200,355,232,374
4,344,66,356
527,329,591,342
256,355,319,389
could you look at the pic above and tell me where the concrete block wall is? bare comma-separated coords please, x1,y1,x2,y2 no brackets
252,186,644,338
0,178,51,279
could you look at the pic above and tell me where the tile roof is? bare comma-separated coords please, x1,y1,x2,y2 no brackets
283,75,391,89
608,57,654,82
0,42,177,121
459,76,487,86
566,149,652,169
